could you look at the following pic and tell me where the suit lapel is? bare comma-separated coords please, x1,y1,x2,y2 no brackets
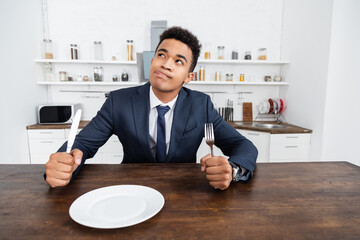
131,82,155,162
166,87,191,162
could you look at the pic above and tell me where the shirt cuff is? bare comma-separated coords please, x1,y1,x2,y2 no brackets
229,161,253,183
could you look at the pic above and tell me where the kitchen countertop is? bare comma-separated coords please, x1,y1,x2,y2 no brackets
229,121,312,134
27,121,312,134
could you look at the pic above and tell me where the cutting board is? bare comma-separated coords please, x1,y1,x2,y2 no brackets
242,102,253,121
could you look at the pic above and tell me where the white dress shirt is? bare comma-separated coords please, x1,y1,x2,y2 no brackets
149,86,178,158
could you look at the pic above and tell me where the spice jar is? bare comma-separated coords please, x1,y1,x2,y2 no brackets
204,42,211,59
258,48,267,60
244,51,251,60
231,49,238,60
199,66,205,81
226,73,233,81
59,71,67,82
121,69,129,81
127,40,134,61
94,41,103,60
217,46,225,59
215,71,221,81
240,74,245,82
274,75,282,82
112,74,119,82
43,39,53,59
82,75,89,81
70,44,78,60
94,66,103,81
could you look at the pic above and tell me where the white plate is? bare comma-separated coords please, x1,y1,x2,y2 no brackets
69,185,165,229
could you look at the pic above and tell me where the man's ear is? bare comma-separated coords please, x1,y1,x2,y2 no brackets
184,72,194,84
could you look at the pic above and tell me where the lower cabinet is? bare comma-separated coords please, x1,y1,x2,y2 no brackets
237,130,311,163
27,129,123,164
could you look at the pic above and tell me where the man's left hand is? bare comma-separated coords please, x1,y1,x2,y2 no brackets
200,154,233,190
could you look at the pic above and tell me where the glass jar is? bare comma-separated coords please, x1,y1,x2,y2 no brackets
231,49,238,60
43,39,53,59
121,69,129,81
94,41,103,60
217,46,225,59
82,75,89,82
215,71,221,81
59,71,67,82
44,62,53,81
204,42,211,59
240,74,245,82
70,44,78,60
244,51,251,60
258,48,267,60
264,75,272,82
94,66,103,81
127,40,134,61
226,73,233,81
112,74,119,82
199,66,205,81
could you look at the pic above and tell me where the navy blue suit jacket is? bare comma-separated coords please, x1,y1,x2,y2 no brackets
60,82,258,180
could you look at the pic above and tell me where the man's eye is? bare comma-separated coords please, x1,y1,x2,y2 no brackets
158,53,165,58
176,60,183,65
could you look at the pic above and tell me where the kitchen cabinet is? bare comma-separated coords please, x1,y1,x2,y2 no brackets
237,129,271,162
27,129,123,164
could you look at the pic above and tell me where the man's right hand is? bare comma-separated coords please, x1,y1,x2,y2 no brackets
45,149,83,188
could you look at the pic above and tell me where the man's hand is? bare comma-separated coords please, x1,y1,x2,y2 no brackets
45,149,83,188
200,154,233,190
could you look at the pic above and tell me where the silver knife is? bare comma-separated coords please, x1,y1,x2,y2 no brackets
66,109,82,153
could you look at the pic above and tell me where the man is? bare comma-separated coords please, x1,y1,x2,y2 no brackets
45,26,258,190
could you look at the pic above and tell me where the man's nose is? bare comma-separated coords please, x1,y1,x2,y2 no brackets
161,59,172,71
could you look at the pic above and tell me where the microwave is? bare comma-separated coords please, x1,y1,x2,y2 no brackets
37,104,81,124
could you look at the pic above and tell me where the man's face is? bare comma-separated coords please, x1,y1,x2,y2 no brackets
149,39,194,96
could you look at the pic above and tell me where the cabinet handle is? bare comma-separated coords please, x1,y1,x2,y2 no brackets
248,133,260,136
285,146,298,148
40,141,54,143
286,136,299,139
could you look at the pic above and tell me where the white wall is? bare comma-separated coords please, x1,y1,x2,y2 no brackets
0,0,47,163
322,0,360,165
280,0,334,160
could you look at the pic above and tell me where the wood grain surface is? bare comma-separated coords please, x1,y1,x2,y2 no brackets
0,162,359,240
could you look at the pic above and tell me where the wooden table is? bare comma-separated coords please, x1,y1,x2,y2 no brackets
1,162,360,240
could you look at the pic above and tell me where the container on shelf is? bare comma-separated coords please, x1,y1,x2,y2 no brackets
121,69,129,81
204,42,211,59
258,48,267,60
199,66,205,81
76,75,83,82
244,51,251,60
240,74,245,82
94,66,103,81
226,73,233,81
231,49,238,60
44,62,53,81
70,44,78,60
274,75,282,82
42,39,53,59
94,41,103,60
217,46,225,59
127,40,134,61
215,71,221,81
59,71,67,82
82,75,89,81
112,74,119,82
264,75,272,82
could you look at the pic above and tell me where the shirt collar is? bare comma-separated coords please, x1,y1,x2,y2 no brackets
149,86,178,110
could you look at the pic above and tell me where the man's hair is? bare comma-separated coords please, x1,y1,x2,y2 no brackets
155,26,201,72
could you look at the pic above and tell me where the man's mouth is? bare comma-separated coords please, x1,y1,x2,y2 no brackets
154,70,171,79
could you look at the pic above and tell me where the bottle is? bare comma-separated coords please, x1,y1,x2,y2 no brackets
43,39,53,59
94,66,103,81
244,51,251,60
127,40,134,61
217,46,225,59
240,74,245,82
70,44,78,60
199,66,205,81
94,41,103,60
121,69,129,81
258,48,267,60
44,62,53,81
226,73,233,81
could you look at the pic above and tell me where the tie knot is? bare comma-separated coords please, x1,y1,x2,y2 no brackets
156,105,170,117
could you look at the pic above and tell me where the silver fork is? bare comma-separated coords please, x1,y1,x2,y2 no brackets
204,123,214,156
